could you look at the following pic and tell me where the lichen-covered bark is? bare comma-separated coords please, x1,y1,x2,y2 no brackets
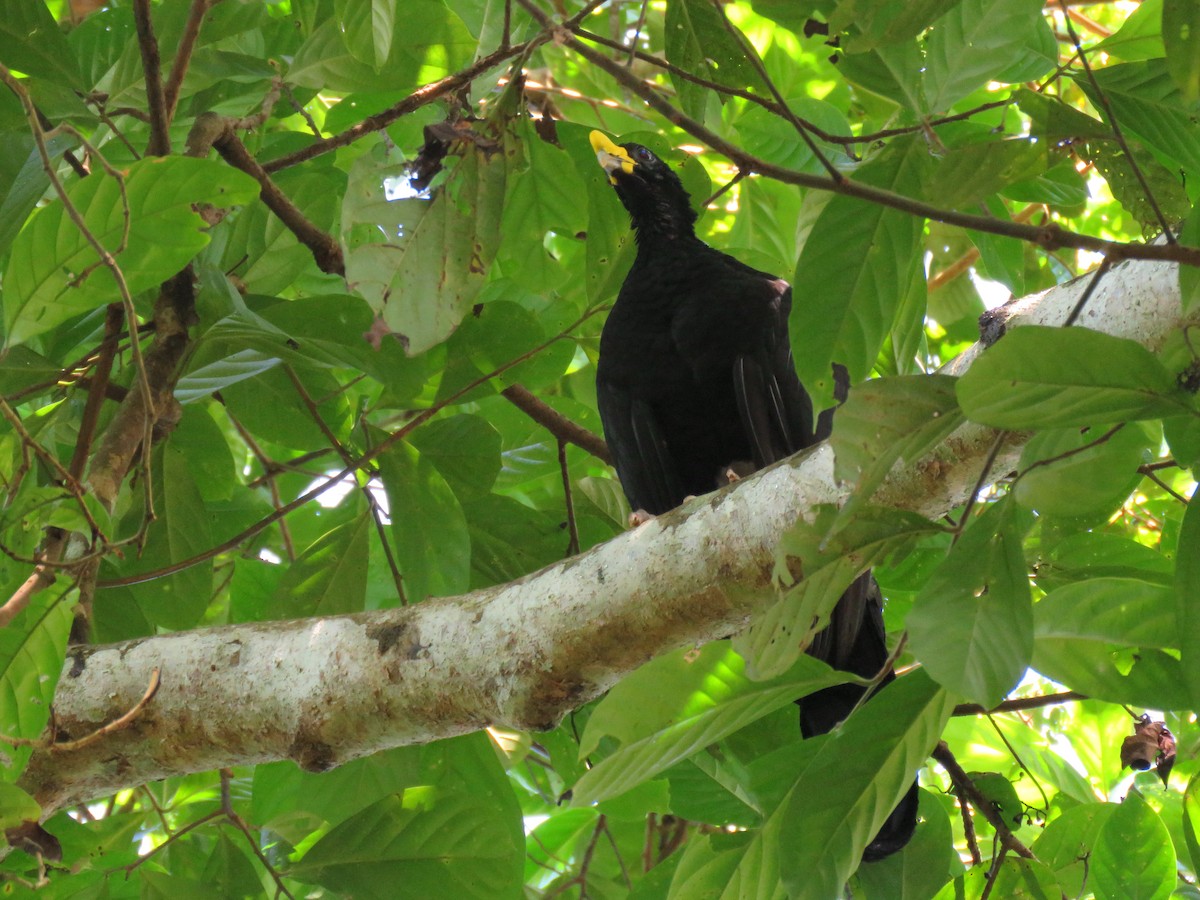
21,258,1187,816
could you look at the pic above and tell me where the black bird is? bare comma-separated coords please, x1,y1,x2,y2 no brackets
589,131,917,862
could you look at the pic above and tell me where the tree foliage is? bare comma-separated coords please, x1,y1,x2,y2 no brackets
1,0,1199,897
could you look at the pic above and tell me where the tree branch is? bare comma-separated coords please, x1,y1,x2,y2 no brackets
20,256,1190,817
531,4,1200,268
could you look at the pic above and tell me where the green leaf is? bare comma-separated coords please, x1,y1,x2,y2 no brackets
1176,491,1200,707
0,782,40,829
1184,772,1200,878
853,789,955,899
734,98,853,175
1015,421,1152,518
663,0,765,120
1164,0,1200,102
4,157,259,346
336,0,396,70
290,785,523,899
1181,203,1200,313
1091,791,1175,900
957,326,1191,428
830,374,964,522
908,499,1033,707
572,645,846,805
1080,61,1200,181
112,443,215,632
266,511,371,619
377,439,470,601
288,3,474,92
0,0,83,88
1032,803,1114,897
736,505,940,679
1033,578,1190,709
791,137,929,402
778,670,955,899
833,0,965,50
410,415,502,499
345,130,512,355
924,0,1052,111
0,133,73,260
925,136,1060,210
1094,0,1166,61
0,583,73,780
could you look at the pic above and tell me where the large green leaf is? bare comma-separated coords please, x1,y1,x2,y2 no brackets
663,0,766,120
908,499,1033,708
264,511,371,619
957,326,1192,428
1164,0,1200,102
736,505,940,679
791,137,929,403
832,0,965,50
1176,492,1200,707
4,157,258,346
0,582,74,780
377,438,470,601
344,128,512,356
109,443,215,632
924,0,1052,111
572,645,845,805
1033,578,1190,709
0,0,83,88
335,0,397,70
1014,421,1153,518
830,373,964,522
778,670,955,899
1081,61,1200,180
1091,791,1175,900
289,748,522,898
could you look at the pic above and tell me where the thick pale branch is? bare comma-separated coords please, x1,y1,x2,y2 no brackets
22,259,1188,816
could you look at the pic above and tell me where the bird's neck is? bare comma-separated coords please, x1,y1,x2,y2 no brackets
632,224,701,252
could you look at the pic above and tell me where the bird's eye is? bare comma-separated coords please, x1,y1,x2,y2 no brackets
635,147,653,162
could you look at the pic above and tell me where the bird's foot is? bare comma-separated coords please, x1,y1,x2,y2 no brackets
629,509,654,528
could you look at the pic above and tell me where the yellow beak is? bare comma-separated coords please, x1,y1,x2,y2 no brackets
590,130,635,183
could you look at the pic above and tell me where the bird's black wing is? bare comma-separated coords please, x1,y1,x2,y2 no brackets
722,281,816,466
595,378,683,516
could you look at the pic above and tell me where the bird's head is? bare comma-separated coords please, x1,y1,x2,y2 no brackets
589,130,698,241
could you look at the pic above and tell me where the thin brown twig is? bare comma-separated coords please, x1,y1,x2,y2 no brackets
51,668,161,753
960,787,983,865
501,385,611,464
1141,467,1189,505
558,440,581,556
162,0,211,123
986,714,1050,815
576,27,1015,149
1012,423,1124,489
952,690,1085,717
1062,256,1113,327
67,305,124,483
132,0,170,156
950,431,1010,542
0,532,67,629
931,742,1038,861
219,769,296,900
